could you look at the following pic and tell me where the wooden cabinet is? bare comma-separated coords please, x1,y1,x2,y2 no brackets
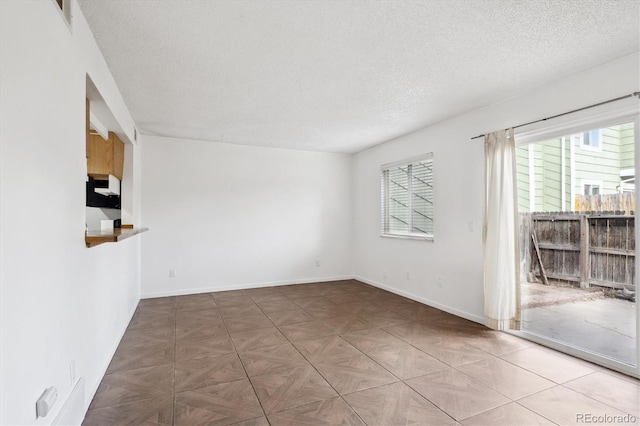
112,135,124,179
87,131,124,180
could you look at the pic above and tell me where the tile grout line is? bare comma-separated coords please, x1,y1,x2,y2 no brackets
562,370,640,415
333,287,466,423
335,308,510,423
496,345,598,385
251,287,376,424
176,292,271,424
371,313,544,420
275,286,468,423
272,294,372,425
338,325,462,424
224,291,273,424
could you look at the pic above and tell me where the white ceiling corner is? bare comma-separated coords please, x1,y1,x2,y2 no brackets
77,0,640,154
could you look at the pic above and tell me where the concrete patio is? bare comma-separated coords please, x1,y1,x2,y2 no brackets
521,283,637,365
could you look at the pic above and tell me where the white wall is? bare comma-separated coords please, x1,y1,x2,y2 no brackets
353,53,640,323
0,1,141,424
140,136,353,296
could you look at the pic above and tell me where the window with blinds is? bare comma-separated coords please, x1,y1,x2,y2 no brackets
381,154,434,239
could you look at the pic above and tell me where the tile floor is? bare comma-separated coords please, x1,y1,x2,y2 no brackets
83,280,640,425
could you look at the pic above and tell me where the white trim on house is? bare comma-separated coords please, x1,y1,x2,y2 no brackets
620,168,635,193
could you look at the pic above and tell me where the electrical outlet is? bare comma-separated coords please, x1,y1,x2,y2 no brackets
169,268,176,278
315,260,320,267
467,221,474,232
437,276,443,288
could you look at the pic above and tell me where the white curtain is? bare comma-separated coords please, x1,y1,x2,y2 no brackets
483,128,520,331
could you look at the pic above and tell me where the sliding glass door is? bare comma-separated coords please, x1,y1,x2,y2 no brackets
514,116,638,375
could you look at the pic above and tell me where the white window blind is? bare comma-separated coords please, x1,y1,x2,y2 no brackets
381,154,434,239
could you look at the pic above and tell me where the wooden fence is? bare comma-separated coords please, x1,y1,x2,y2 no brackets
575,193,635,215
520,212,635,290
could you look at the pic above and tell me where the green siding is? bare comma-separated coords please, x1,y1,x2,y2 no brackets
574,125,623,195
533,142,545,210
620,122,635,170
541,140,562,211
516,145,530,211
525,138,570,212
516,122,635,212
563,138,571,210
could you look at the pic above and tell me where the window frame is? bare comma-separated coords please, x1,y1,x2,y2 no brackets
578,128,602,151
380,153,434,241
512,102,639,379
581,179,602,196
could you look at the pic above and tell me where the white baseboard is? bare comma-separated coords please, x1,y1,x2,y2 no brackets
53,378,85,426
141,275,354,299
141,274,483,325
354,275,484,325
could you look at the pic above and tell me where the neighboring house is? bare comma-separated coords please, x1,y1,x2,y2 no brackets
516,123,635,212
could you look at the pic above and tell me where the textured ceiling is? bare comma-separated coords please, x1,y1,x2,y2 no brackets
77,0,639,153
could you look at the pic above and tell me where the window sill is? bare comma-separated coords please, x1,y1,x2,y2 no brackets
380,233,434,242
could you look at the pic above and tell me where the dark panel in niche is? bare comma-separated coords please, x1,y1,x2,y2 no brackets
86,178,121,209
